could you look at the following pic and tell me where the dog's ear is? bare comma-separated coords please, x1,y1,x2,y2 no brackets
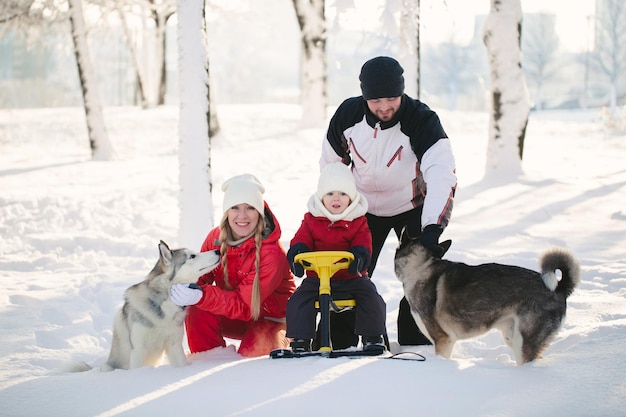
399,227,413,248
439,239,452,258
158,241,173,265
398,226,421,251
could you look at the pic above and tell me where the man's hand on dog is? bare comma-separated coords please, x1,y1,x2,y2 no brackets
420,224,446,258
170,283,203,306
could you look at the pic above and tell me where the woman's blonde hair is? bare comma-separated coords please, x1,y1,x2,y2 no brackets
218,211,264,320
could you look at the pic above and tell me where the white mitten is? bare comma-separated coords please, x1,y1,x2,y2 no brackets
170,283,203,306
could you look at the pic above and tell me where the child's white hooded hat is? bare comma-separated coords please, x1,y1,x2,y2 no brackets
315,163,358,202
310,163,367,222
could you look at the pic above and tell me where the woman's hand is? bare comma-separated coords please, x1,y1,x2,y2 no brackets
170,283,203,306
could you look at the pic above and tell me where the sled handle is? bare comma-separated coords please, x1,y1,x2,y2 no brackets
294,251,354,296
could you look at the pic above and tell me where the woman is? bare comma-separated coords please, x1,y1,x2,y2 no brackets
169,174,296,357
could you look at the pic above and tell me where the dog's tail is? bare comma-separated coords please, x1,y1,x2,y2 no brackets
539,248,581,298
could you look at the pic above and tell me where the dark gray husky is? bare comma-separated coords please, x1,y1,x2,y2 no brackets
394,236,580,365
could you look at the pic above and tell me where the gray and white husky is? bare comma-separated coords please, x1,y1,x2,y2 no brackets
101,241,220,371
394,236,580,365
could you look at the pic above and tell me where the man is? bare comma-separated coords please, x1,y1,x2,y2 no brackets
319,56,457,348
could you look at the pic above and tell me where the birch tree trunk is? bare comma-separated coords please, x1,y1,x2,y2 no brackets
482,0,530,180
208,61,220,137
155,10,167,106
176,0,213,248
117,6,148,107
399,0,420,98
292,0,327,127
148,0,177,106
68,0,115,161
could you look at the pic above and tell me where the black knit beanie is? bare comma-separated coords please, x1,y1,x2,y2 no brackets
359,56,405,100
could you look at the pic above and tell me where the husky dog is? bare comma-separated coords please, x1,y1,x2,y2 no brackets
394,236,580,365
101,241,220,371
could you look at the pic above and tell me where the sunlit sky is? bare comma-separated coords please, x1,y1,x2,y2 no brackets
421,0,596,52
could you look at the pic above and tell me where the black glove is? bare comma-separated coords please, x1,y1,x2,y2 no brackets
347,245,371,275
287,243,310,277
420,224,445,258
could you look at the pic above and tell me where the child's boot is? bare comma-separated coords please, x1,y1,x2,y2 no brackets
362,335,386,353
290,338,311,353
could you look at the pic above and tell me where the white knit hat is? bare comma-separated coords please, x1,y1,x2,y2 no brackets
316,163,358,202
222,174,265,216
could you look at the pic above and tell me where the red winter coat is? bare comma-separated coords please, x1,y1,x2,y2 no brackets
290,209,372,281
194,203,296,321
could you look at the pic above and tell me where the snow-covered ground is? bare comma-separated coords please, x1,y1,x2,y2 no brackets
0,104,624,416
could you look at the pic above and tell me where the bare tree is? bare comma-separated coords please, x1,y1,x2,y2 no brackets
114,0,221,135
482,0,530,180
207,57,220,137
2,0,115,160
120,6,148,105
0,0,36,26
67,0,115,160
399,0,420,98
292,0,327,127
106,0,175,108
522,13,559,110
176,0,213,248
147,0,175,106
592,0,626,115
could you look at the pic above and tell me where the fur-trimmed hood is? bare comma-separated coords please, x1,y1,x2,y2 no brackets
306,191,368,223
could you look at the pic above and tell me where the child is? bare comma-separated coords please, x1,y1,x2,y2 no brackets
285,162,387,353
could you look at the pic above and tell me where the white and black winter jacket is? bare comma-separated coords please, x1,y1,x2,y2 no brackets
320,95,457,229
